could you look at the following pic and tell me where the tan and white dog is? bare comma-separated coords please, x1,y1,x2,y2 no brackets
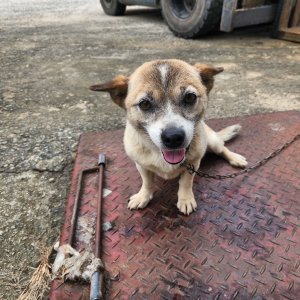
90,59,247,215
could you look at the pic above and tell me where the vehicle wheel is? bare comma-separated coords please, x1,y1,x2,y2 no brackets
161,0,223,38
100,0,126,16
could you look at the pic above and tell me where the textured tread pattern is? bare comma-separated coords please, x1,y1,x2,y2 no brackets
163,0,224,38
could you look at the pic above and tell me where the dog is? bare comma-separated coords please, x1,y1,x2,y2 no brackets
90,59,247,215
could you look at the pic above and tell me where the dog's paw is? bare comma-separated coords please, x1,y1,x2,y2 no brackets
228,152,248,168
177,197,197,215
128,191,153,210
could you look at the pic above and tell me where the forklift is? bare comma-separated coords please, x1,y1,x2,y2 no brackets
99,0,279,38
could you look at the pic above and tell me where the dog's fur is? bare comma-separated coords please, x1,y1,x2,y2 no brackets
90,59,247,215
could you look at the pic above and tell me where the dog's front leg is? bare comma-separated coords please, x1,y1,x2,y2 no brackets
128,163,155,210
177,160,200,215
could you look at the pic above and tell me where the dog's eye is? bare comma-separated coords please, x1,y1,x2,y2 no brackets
183,93,197,105
139,99,153,111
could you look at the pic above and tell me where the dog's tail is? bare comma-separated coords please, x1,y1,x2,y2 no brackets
217,124,241,142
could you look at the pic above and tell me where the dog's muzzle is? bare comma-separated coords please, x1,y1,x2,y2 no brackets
161,127,186,164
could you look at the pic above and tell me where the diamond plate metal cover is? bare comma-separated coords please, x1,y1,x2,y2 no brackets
50,111,300,300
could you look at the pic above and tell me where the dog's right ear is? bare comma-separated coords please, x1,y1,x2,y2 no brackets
89,75,128,109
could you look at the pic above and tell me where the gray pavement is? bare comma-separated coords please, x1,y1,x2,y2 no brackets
0,0,299,299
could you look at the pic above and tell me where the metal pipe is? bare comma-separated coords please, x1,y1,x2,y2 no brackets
90,154,106,300
95,154,105,258
68,169,83,246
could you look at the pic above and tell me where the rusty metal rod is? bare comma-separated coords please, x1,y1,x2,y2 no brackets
90,154,106,300
95,154,105,258
68,169,83,246
68,166,99,246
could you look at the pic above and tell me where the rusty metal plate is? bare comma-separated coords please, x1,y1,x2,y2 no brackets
50,111,300,300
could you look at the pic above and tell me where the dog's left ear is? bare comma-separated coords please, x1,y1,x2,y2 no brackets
89,75,129,109
194,64,224,94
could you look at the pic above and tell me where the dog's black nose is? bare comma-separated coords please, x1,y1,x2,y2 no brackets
161,127,185,149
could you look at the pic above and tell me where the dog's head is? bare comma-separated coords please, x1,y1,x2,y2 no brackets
90,59,223,165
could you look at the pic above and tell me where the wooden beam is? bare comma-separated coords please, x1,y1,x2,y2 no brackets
273,0,300,43
291,0,300,27
278,1,294,29
276,29,300,43
285,26,300,34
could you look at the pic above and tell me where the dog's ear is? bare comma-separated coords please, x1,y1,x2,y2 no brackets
194,64,224,94
89,75,129,109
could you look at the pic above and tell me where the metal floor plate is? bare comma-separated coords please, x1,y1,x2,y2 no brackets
50,111,300,300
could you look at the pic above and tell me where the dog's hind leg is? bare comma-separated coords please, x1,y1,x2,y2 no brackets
128,163,155,210
217,124,242,142
205,123,248,168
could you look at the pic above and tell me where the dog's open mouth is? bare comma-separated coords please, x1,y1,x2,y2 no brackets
162,148,186,165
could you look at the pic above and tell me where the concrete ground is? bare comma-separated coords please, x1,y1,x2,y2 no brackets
0,0,299,299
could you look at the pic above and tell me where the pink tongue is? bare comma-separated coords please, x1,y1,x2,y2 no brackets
162,148,185,164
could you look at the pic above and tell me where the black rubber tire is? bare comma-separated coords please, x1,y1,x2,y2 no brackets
100,0,126,16
161,0,223,39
